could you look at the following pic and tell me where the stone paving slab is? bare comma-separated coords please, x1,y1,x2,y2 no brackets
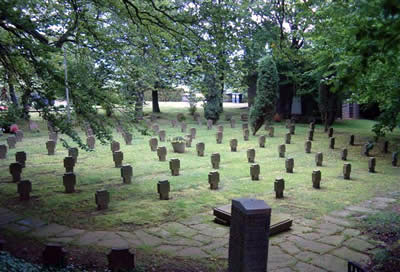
31,223,69,238
310,254,347,272
331,247,370,265
343,237,375,252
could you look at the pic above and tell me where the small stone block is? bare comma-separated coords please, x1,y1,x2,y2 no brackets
9,162,22,182
349,135,355,146
63,156,75,173
87,136,95,149
316,152,323,166
15,130,24,142
15,151,27,168
343,163,351,180
268,127,274,137
107,248,135,272
305,141,312,153
63,172,76,193
247,148,255,163
46,140,56,155
259,135,266,148
243,129,249,141
312,170,321,189
341,149,348,161
230,139,238,152
196,142,205,156
149,137,158,152
329,137,335,149
368,157,376,173
157,180,170,200
68,147,79,162
216,131,223,144
95,190,110,210
308,130,314,141
392,152,398,167
208,171,220,190
274,177,285,199
42,244,67,267
18,180,32,201
250,164,260,180
111,141,120,152
124,132,133,145
113,151,124,168
158,130,166,142
169,158,180,176
328,127,334,137
278,144,286,158
285,133,291,144
285,158,294,173
190,128,196,139
157,146,167,161
0,144,7,159
121,165,133,184
211,153,220,169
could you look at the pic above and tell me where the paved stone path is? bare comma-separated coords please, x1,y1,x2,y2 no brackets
0,193,398,271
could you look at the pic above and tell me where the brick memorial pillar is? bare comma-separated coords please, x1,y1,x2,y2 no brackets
228,198,271,272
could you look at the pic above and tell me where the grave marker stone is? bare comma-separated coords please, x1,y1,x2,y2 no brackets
329,137,335,149
10,162,22,182
304,140,312,153
328,127,334,137
107,248,135,272
42,244,67,267
158,130,166,142
208,171,220,190
259,135,266,148
124,132,133,145
149,137,158,151
289,124,295,135
211,153,220,169
243,129,249,141
169,158,180,176
110,141,120,152
392,152,398,167
285,158,294,173
312,170,321,189
307,129,314,141
7,136,16,149
250,164,260,181
349,135,355,146
190,127,196,139
230,139,238,152
247,149,255,163
157,146,167,161
68,147,78,162
369,157,376,173
341,148,348,161
95,190,110,210
157,180,170,200
230,119,236,128
15,130,23,142
63,156,75,172
315,152,323,166
113,151,123,168
228,198,271,272
363,142,373,156
184,135,192,147
310,122,315,130
18,180,32,201
121,165,133,184
274,177,285,199
15,151,26,168
285,133,291,144
343,163,352,179
0,144,7,159
87,136,95,150
268,127,274,137
196,142,205,157
216,131,223,144
278,144,285,158
63,172,76,193
46,140,56,155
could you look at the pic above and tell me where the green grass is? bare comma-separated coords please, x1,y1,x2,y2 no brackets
0,105,399,231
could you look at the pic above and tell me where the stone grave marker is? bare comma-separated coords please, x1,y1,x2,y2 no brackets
230,139,238,152
274,177,285,198
113,151,124,168
228,198,271,272
289,124,295,135
250,164,260,181
310,122,315,130
208,171,220,190
149,137,158,152
110,141,120,152
207,119,213,130
285,133,291,144
259,135,266,148
29,120,40,132
328,127,334,137
211,153,220,169
268,127,274,137
383,141,389,153
304,140,312,153
15,130,23,142
42,244,67,267
185,135,192,147
343,163,351,179
392,152,398,167
124,132,133,145
107,248,135,272
363,142,373,156
171,120,177,128
315,152,323,166
157,180,170,200
329,137,335,149
230,119,236,128
369,157,376,173
10,162,22,182
190,127,196,139
349,135,355,146
243,129,249,141
285,158,294,173
68,147,79,162
341,148,348,161
63,156,75,172
46,140,56,155
307,129,314,141
121,165,133,184
157,146,167,161
196,142,205,157
7,136,16,149
216,131,223,144
312,170,321,189
18,180,32,201
242,123,248,130
15,151,26,168
181,122,187,133
63,172,76,193
278,144,285,158
158,130,166,142
87,136,95,150
247,148,255,163
0,144,7,159
169,158,180,176
95,190,110,210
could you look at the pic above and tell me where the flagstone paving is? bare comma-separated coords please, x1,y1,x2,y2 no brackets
1,193,399,271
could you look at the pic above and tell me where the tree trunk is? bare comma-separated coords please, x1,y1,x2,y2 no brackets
152,90,160,113
8,81,18,106
135,91,144,120
247,72,257,108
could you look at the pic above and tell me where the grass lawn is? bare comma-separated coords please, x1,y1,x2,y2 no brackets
0,104,399,232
